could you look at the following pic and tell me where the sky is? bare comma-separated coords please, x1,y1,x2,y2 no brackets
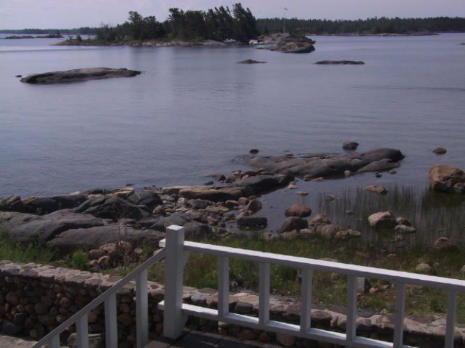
0,0,464,29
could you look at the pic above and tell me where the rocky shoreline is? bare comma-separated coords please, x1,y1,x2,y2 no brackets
0,147,406,252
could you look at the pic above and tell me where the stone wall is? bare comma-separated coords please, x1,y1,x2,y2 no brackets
0,260,463,347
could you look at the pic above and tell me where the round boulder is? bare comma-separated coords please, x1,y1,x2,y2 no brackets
285,203,312,217
429,164,465,193
368,211,396,228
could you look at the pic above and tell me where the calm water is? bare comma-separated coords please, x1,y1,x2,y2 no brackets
1,34,465,243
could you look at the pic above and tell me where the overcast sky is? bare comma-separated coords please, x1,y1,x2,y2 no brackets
1,0,464,29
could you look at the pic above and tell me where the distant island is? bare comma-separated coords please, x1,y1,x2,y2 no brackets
2,11,465,40
4,33,63,39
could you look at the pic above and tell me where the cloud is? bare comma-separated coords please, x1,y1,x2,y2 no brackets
1,0,464,29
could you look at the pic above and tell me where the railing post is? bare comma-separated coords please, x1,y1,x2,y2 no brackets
259,262,270,326
300,268,313,333
76,315,89,348
445,289,457,348
218,256,230,320
163,225,186,339
49,335,60,348
346,276,358,347
104,293,118,348
393,282,406,348
136,269,149,348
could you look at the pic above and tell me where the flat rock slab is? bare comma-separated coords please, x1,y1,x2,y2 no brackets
245,148,404,180
20,67,141,84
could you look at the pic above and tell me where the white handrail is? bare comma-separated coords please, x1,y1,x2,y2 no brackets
159,227,465,348
33,248,166,348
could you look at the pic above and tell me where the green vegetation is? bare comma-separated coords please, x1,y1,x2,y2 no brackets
96,4,258,43
0,233,55,264
257,17,465,35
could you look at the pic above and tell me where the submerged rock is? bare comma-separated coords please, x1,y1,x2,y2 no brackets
429,165,465,193
20,67,141,84
238,59,266,64
366,185,388,195
316,60,364,65
432,147,447,155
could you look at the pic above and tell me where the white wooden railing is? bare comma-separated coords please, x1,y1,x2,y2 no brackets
32,247,166,348
33,225,465,348
159,226,465,348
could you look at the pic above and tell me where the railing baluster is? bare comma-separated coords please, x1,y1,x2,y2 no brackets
164,225,186,339
445,289,457,348
104,293,118,348
218,256,230,320
49,335,60,348
346,276,357,346
136,269,149,348
393,282,406,348
300,268,313,333
76,314,89,348
259,262,270,326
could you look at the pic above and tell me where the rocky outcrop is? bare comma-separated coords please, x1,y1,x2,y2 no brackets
171,174,292,202
316,60,364,65
246,148,404,180
20,67,141,84
0,210,104,242
429,165,465,193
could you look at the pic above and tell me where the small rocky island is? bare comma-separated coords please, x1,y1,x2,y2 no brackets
257,33,315,53
20,67,141,84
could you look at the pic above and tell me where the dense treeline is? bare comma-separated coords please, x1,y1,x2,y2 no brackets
257,17,465,35
2,13,465,38
96,3,258,42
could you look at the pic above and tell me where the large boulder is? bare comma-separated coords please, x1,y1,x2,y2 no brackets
429,165,465,193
